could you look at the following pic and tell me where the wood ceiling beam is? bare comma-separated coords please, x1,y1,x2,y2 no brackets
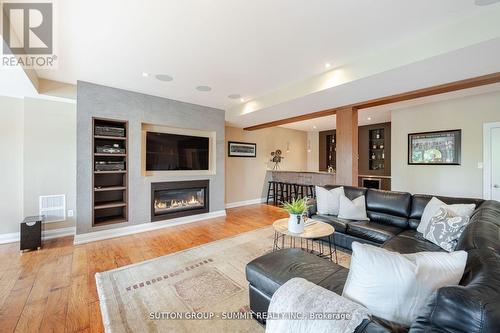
243,72,500,131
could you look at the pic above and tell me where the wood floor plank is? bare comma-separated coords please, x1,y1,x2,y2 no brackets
65,274,90,333
0,204,286,332
39,286,70,333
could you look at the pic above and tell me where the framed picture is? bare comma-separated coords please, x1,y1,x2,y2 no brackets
228,141,257,157
408,129,461,165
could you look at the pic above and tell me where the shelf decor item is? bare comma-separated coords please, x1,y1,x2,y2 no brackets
228,141,257,157
270,149,284,170
408,129,461,165
282,197,309,233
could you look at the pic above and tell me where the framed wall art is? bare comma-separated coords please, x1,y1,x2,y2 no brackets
228,141,257,157
408,129,461,165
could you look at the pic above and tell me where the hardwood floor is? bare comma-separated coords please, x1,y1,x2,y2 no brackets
0,204,286,333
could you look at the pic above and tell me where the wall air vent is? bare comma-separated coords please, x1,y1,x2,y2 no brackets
39,195,66,223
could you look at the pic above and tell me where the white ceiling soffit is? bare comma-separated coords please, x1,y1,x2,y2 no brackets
228,36,500,128
227,6,500,127
279,82,500,132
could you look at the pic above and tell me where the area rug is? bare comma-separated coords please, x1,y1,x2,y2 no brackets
96,226,351,333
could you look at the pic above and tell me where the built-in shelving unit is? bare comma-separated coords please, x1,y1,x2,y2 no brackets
326,133,336,171
92,118,128,227
369,128,386,171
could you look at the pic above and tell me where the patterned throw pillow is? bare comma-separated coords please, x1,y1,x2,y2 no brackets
423,207,471,252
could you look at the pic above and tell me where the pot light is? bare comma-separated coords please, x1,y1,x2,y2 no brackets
196,86,212,92
313,126,317,129
155,74,173,82
367,117,372,121
325,63,331,69
240,98,245,102
142,72,149,77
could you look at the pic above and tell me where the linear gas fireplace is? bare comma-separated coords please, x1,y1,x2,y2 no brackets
151,180,209,221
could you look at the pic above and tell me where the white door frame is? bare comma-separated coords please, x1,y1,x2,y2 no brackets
483,122,500,199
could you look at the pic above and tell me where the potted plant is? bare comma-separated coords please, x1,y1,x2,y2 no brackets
282,197,309,233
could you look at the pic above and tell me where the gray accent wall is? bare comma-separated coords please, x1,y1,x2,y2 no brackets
76,81,225,235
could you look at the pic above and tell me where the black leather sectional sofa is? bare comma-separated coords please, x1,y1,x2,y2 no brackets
246,186,500,332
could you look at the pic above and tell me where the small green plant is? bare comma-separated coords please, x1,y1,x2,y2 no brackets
282,197,309,215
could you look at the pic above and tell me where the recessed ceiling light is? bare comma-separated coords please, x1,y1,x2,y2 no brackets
325,63,331,69
240,98,245,102
142,72,149,77
228,94,241,99
475,0,500,6
196,86,212,92
155,74,173,82
313,126,317,129
367,117,372,121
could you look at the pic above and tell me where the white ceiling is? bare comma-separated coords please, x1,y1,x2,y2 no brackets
35,0,492,111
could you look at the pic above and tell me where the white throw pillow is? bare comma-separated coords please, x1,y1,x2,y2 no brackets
417,197,476,234
338,195,369,221
342,242,467,326
315,186,344,215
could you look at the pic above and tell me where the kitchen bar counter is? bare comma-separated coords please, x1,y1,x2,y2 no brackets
268,170,336,186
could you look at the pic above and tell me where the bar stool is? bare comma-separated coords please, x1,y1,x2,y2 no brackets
266,181,278,205
307,185,316,198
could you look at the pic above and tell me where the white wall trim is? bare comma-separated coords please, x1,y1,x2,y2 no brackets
483,122,500,200
0,232,20,244
74,209,227,245
225,198,266,209
0,226,76,245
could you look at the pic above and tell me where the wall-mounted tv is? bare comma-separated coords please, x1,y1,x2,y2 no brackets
146,132,209,171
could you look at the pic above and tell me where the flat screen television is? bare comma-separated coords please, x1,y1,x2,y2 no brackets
146,132,209,171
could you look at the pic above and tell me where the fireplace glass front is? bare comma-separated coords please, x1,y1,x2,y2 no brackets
151,180,209,221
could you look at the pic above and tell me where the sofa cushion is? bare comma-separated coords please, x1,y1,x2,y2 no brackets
409,194,484,230
311,214,349,233
456,200,500,253
246,248,348,297
383,230,444,254
366,189,411,221
322,185,367,201
411,249,500,333
347,221,402,244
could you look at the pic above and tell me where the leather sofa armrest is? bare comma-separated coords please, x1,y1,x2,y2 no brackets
307,198,317,217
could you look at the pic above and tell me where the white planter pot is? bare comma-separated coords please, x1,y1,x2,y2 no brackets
288,214,305,233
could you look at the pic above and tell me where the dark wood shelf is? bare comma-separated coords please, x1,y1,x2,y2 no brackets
94,201,127,210
94,135,127,140
93,216,127,226
94,170,127,174
94,186,126,192
93,117,129,227
94,153,126,157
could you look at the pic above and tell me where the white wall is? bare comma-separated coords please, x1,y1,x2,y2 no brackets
306,131,319,172
23,98,76,231
0,96,76,236
0,97,24,234
225,126,308,205
391,91,500,198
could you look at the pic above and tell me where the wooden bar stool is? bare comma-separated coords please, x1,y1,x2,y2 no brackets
266,181,278,205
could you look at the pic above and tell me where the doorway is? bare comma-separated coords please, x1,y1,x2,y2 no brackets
483,122,500,201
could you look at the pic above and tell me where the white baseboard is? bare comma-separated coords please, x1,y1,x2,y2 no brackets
74,209,227,245
225,198,266,209
0,226,76,245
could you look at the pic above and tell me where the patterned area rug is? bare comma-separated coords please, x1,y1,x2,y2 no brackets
96,226,351,333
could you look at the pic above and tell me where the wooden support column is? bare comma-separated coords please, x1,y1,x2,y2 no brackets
336,107,358,186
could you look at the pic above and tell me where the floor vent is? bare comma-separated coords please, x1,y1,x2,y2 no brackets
39,195,66,223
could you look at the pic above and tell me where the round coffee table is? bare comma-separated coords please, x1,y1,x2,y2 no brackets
272,218,337,263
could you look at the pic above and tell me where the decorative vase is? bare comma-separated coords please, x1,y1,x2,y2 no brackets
288,214,305,233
